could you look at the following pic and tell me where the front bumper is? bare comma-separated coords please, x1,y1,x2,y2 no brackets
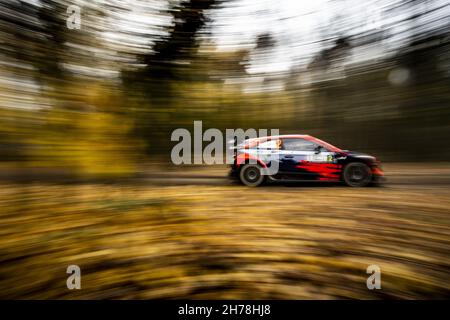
371,165,386,183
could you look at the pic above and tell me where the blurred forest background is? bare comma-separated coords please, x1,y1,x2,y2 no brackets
1,0,449,176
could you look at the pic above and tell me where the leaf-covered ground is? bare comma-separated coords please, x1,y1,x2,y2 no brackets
0,165,449,299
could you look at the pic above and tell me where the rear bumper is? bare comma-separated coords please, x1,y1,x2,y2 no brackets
229,166,239,179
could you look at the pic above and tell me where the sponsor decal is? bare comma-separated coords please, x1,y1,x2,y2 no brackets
296,162,343,180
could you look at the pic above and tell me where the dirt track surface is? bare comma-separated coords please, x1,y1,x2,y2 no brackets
0,163,449,299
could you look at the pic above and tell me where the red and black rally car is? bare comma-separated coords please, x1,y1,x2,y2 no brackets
229,135,384,187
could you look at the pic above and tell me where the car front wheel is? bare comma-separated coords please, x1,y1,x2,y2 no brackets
343,162,372,187
239,164,266,187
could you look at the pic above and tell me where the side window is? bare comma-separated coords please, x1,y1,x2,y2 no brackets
282,138,319,151
257,139,280,150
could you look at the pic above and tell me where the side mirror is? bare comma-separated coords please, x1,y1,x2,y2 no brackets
314,145,323,154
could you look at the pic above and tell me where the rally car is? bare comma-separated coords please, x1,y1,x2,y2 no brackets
229,135,384,187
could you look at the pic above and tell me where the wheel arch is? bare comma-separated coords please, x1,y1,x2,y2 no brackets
235,154,268,173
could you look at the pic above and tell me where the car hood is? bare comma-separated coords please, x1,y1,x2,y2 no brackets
341,150,377,161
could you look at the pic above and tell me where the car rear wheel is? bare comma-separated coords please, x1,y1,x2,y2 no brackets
239,164,266,187
343,162,372,187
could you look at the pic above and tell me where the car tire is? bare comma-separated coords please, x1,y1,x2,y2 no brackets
343,162,372,187
239,164,266,187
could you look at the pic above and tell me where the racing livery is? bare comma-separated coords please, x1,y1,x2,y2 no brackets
229,135,384,187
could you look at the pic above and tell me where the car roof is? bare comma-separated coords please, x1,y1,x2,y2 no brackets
263,134,310,139
240,134,342,152
244,135,310,142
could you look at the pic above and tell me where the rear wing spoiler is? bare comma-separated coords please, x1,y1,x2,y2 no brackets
227,137,238,157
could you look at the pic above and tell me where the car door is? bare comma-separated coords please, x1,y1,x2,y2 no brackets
279,138,336,180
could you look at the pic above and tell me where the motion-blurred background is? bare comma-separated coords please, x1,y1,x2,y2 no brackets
0,0,449,299
1,0,450,172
